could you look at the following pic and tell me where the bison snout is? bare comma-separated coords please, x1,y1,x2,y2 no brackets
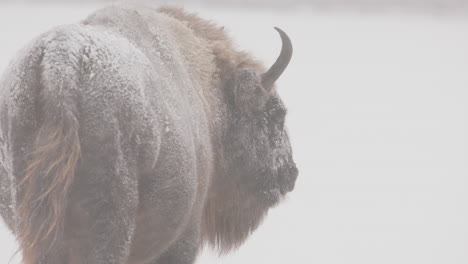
279,163,298,195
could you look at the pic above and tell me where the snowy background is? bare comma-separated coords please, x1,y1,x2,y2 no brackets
1,1,468,264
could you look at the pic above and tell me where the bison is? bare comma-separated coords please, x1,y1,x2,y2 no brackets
0,3,298,264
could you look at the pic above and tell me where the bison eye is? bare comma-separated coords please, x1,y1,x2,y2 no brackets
269,106,287,124
266,97,287,121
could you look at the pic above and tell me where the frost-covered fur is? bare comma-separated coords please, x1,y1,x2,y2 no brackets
0,3,298,264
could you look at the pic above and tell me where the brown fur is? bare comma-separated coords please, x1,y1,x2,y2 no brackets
202,179,273,253
157,6,265,79
17,121,80,264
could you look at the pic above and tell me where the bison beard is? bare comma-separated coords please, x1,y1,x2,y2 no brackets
0,3,297,264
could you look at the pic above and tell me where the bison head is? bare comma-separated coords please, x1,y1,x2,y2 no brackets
226,27,297,204
203,28,298,253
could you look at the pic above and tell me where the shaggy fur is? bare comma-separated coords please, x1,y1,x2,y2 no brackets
18,124,80,263
0,4,298,264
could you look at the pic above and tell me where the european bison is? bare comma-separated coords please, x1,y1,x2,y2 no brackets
0,4,298,264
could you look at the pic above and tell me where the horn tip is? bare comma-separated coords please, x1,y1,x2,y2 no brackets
273,27,283,33
273,27,291,46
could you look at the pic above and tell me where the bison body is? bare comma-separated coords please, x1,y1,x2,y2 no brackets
0,4,297,264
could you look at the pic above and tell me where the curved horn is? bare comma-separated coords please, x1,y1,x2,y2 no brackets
261,27,293,89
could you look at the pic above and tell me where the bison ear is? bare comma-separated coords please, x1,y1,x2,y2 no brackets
230,67,269,112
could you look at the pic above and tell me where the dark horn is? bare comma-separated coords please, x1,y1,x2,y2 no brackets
261,27,293,89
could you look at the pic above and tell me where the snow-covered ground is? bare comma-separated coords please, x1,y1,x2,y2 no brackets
1,3,468,264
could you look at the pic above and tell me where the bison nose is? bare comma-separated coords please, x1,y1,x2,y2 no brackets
291,165,298,180
280,163,298,195
289,165,298,189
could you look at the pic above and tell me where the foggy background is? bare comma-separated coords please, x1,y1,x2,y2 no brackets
0,0,467,263
1,0,468,12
